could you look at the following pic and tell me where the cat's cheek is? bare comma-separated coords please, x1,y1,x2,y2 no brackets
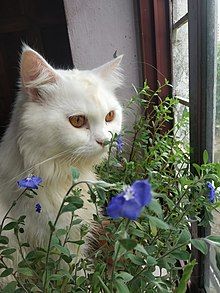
106,120,122,135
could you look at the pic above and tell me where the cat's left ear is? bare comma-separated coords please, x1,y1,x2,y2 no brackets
92,55,123,90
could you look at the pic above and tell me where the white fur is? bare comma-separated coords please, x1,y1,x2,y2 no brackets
0,46,123,274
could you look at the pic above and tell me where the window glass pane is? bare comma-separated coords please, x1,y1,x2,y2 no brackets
173,0,188,23
172,22,189,101
175,103,189,143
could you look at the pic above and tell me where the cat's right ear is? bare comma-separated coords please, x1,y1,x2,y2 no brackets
20,45,58,100
92,55,124,90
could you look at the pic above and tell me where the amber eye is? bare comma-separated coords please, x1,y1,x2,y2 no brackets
69,115,87,128
105,111,115,122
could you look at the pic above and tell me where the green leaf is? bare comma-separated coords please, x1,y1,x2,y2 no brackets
61,254,72,263
97,275,110,293
0,236,9,245
48,221,55,232
203,150,209,164
56,229,66,237
149,219,157,236
206,235,220,245
24,193,35,198
192,163,201,175
113,241,127,260
127,253,145,265
52,244,70,256
3,222,17,231
72,218,82,225
130,227,145,238
76,276,87,286
115,278,130,293
0,268,13,277
134,244,148,256
71,167,80,182
148,216,170,230
61,203,80,213
95,181,115,189
51,235,60,246
61,197,83,214
191,239,208,255
17,267,34,277
117,272,133,282
21,243,30,248
119,239,137,250
1,248,16,255
171,250,190,261
17,215,26,224
67,240,85,245
148,199,163,217
146,256,157,266
48,274,63,281
177,229,191,245
204,174,220,183
1,281,17,293
176,260,197,293
215,247,220,271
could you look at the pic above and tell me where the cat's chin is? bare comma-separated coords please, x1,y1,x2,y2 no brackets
87,148,108,161
69,147,107,166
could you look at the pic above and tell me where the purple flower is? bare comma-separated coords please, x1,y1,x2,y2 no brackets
107,180,152,220
35,203,42,213
207,182,215,203
116,134,123,153
17,176,42,189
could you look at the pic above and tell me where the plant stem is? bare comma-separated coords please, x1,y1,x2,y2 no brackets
0,188,28,233
130,242,187,285
110,219,130,293
0,257,29,293
43,180,94,292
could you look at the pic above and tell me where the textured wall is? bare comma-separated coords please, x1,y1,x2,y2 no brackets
63,0,142,121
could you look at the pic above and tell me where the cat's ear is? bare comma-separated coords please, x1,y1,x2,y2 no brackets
20,45,58,99
92,55,123,90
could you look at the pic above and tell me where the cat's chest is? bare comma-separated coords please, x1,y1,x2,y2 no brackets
36,172,96,221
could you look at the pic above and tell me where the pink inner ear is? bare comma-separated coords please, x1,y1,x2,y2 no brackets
21,50,56,87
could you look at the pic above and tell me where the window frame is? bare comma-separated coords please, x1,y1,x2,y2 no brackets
138,0,217,291
188,0,217,291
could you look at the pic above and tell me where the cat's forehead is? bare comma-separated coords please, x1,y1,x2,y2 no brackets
56,69,119,115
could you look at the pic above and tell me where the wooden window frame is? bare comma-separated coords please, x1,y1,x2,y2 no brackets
138,0,217,291
188,0,216,291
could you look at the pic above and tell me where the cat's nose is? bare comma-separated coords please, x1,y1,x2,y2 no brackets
96,139,104,147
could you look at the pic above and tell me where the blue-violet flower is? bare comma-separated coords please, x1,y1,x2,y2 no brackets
35,203,42,213
116,134,123,153
107,179,152,220
207,182,215,203
17,175,42,189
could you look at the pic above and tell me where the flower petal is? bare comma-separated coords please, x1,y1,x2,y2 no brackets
106,194,125,218
32,176,43,186
17,176,43,189
121,199,142,220
132,180,152,206
116,134,123,153
207,182,215,203
35,203,42,213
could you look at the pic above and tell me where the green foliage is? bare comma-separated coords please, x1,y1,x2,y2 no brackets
1,81,220,292
176,260,197,293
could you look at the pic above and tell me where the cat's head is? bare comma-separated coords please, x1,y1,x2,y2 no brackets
18,46,123,167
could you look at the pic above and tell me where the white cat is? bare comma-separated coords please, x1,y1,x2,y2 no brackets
0,46,123,269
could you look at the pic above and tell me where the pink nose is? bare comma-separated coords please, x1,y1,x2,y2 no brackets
96,140,104,147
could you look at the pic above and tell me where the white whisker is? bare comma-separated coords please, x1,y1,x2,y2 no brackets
1,146,75,187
